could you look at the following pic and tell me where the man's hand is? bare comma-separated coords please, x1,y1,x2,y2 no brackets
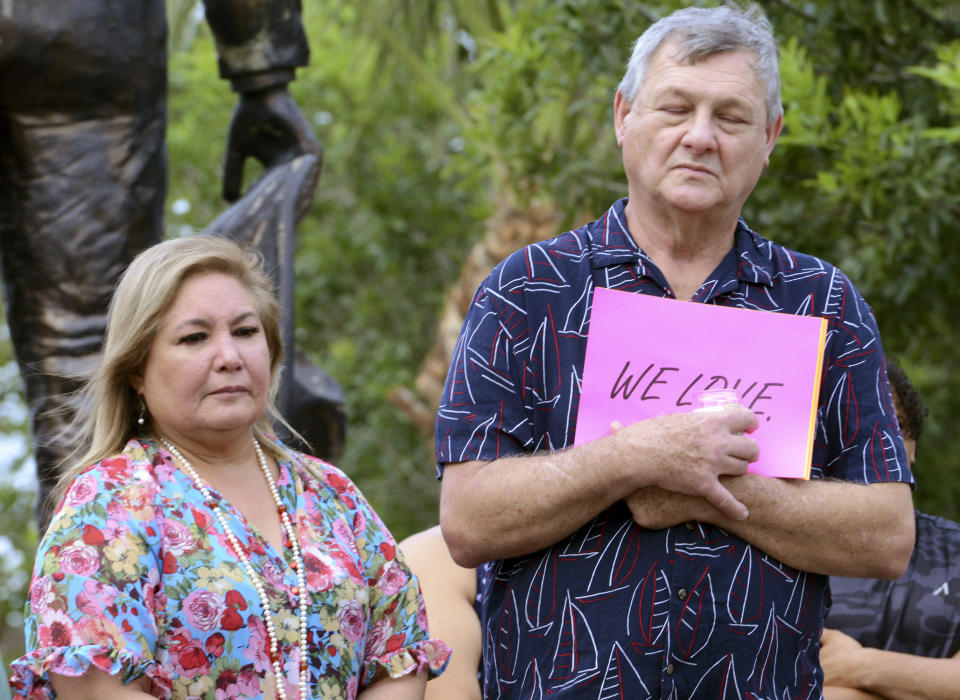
611,406,758,521
820,628,867,688
222,85,323,201
624,486,712,530
441,406,759,566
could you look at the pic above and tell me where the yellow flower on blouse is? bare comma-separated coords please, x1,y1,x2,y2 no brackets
195,563,244,591
275,608,300,645
185,673,214,698
103,533,148,580
317,676,345,700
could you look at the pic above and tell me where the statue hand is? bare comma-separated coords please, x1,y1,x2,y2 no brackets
222,85,323,201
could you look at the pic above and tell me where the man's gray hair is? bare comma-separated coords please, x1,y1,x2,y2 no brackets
617,3,783,124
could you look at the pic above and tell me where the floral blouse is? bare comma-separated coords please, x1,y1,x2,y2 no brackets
10,435,450,699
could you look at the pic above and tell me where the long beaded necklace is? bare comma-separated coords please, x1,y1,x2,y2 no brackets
160,437,310,700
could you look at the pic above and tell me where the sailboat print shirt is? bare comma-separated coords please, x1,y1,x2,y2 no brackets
435,197,912,699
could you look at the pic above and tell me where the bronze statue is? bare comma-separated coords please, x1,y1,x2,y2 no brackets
0,0,344,527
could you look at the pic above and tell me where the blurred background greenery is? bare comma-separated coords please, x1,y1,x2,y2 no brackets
1,0,958,666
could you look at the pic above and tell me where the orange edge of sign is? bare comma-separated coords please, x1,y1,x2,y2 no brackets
802,318,829,480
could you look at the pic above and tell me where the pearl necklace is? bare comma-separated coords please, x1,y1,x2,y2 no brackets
160,437,309,700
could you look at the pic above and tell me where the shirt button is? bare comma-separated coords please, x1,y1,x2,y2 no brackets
678,588,688,600
685,522,695,530
665,663,674,675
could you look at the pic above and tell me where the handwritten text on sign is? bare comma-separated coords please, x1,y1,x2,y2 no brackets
609,361,784,420
575,288,827,479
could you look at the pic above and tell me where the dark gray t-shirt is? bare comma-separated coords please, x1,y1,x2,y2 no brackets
827,510,960,658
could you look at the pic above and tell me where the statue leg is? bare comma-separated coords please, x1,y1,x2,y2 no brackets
0,106,165,528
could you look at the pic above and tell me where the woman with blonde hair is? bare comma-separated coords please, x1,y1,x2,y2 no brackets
10,235,449,699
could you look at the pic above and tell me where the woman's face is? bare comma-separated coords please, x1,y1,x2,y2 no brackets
131,271,271,445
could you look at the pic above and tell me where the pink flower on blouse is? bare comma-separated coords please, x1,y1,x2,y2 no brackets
153,457,178,482
237,669,260,697
332,518,360,559
28,576,55,613
214,669,245,699
77,614,124,649
77,580,119,616
303,492,324,526
183,589,226,631
100,512,126,541
364,618,392,657
416,597,429,632
243,615,272,673
162,519,198,556
58,543,100,577
261,559,284,590
346,676,359,700
37,608,82,648
337,599,367,643
379,560,408,597
64,473,98,507
282,648,303,696
302,545,339,591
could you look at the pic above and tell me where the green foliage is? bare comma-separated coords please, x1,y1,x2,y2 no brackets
166,22,236,233
908,41,960,141
749,5,960,515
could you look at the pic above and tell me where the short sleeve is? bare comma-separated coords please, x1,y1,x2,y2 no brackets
300,458,451,687
435,258,536,472
9,454,171,699
811,274,912,486
359,544,450,687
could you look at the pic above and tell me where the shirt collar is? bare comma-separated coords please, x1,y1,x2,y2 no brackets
587,197,776,288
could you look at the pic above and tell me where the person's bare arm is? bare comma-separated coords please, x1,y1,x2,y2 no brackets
440,407,759,567
823,688,882,700
820,628,960,700
358,672,427,699
400,526,482,700
626,475,913,578
50,668,153,699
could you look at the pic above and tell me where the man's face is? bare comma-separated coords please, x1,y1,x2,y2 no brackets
615,41,782,220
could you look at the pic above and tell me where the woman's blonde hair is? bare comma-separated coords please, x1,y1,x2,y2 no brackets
52,234,296,505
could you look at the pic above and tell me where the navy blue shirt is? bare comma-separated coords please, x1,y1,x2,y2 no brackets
828,510,960,659
436,199,912,699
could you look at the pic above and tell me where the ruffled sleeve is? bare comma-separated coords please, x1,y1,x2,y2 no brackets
359,544,452,685
297,455,451,687
9,444,171,699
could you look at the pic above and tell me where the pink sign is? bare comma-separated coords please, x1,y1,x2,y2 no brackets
575,287,828,479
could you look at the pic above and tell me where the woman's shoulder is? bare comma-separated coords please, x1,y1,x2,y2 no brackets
75,436,160,480
56,438,165,517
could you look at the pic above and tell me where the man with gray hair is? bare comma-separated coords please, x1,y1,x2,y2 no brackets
436,4,915,697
